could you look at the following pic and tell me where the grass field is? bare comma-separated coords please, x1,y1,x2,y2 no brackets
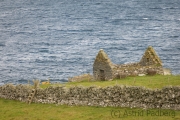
1,75,180,120
41,75,180,89
1,98,180,120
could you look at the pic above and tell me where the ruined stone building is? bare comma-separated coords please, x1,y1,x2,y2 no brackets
93,46,171,80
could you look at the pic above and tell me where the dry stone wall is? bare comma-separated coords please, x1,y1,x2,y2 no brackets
0,84,180,110
0,84,31,102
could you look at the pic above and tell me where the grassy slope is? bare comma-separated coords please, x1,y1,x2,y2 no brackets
1,98,180,120
42,75,180,89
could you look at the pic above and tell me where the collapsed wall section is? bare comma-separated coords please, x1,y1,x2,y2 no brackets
112,63,164,79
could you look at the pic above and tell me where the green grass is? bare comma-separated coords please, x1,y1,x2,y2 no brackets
1,98,180,120
41,75,180,89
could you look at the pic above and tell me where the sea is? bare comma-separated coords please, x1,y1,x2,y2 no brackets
0,0,180,85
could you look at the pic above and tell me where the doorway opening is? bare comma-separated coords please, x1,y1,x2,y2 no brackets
100,69,105,80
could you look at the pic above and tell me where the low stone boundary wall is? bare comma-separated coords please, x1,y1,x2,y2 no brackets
0,84,180,110
0,84,31,102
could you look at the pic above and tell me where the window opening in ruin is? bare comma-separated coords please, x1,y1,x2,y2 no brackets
100,69,105,80
147,58,149,62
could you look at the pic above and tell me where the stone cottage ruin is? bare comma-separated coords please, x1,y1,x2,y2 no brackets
93,46,171,80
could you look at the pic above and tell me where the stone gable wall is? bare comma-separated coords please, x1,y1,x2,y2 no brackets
93,61,114,80
93,49,114,80
0,84,180,110
139,46,162,66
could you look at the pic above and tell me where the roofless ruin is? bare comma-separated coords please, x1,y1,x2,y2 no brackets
93,46,171,80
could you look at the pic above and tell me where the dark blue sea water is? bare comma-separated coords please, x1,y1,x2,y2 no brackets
0,0,180,85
